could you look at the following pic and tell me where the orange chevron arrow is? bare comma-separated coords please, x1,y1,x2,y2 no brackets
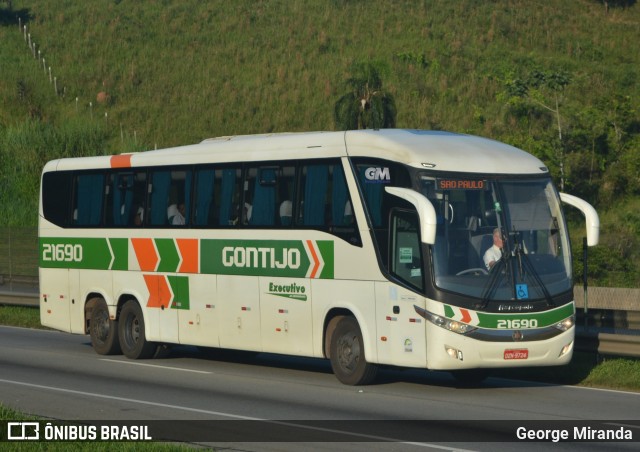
460,308,472,324
306,240,320,278
132,238,158,271
144,274,172,308
177,238,198,273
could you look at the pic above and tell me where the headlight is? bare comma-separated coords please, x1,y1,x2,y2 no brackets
554,315,574,332
414,305,477,335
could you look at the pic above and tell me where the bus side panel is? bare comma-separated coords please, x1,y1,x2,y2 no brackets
259,277,313,356
39,268,71,332
218,275,261,352
311,279,376,362
178,274,219,348
69,269,114,335
374,282,427,367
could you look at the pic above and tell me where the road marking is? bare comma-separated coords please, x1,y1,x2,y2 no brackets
99,358,212,374
0,377,475,450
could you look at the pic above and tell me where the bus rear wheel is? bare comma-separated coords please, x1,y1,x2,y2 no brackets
329,316,378,385
89,298,121,355
118,300,157,359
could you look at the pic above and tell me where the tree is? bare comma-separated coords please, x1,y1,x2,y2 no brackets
334,60,397,130
503,69,571,190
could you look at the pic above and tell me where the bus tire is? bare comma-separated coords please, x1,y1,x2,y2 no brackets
329,316,378,385
89,298,121,355
118,300,157,359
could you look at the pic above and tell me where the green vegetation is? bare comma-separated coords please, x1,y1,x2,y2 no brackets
0,0,639,285
495,352,640,391
0,305,42,328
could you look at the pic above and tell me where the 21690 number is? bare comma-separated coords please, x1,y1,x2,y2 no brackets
497,319,538,329
42,243,83,262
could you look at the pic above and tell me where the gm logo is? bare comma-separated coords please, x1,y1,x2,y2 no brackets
364,167,390,183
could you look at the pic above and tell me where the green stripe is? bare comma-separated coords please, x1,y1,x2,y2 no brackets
475,303,574,328
444,303,574,329
200,239,334,279
109,238,128,270
168,275,189,309
156,239,180,272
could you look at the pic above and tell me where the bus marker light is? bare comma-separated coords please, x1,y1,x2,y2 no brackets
554,316,575,332
559,341,573,357
445,346,463,361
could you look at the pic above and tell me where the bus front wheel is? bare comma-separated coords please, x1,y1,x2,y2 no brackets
89,298,121,355
329,316,378,385
118,300,157,359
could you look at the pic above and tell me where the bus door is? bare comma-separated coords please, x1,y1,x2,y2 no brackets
136,271,180,344
375,209,427,367
39,266,71,332
218,275,262,352
178,274,220,348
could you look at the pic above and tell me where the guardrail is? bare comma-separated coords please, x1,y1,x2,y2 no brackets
0,278,640,358
4,227,638,356
1,281,638,359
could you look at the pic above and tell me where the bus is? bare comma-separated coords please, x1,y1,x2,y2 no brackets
39,129,599,385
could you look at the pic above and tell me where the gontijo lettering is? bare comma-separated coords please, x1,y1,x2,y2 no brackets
222,246,300,269
201,239,334,279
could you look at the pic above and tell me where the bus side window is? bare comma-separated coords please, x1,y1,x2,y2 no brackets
168,169,191,226
42,171,73,228
390,209,424,292
149,171,171,226
244,166,275,226
194,167,216,226
218,167,242,226
300,164,328,226
74,173,104,226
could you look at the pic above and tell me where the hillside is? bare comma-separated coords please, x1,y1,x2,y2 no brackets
0,0,639,286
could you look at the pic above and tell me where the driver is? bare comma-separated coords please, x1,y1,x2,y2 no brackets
483,228,504,270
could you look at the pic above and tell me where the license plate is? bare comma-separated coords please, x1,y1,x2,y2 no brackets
504,349,528,360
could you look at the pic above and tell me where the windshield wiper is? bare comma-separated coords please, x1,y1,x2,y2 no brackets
478,250,510,309
512,228,556,307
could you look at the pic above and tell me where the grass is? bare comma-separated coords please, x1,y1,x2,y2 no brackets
1,0,639,284
0,305,42,328
2,305,639,392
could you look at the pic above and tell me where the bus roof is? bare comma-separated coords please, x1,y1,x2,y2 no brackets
44,129,548,175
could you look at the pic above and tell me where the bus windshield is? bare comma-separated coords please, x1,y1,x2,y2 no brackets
419,175,572,302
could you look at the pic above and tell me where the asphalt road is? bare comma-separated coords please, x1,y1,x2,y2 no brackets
0,325,639,451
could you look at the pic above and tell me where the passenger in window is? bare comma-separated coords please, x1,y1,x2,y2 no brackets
173,203,186,225
244,202,252,224
279,200,292,226
134,207,144,226
168,203,186,225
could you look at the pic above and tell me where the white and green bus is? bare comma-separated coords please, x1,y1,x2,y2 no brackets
39,129,599,385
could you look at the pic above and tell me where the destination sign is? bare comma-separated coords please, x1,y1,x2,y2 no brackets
437,179,487,190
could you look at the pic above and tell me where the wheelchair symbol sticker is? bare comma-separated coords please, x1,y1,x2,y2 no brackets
516,284,529,300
